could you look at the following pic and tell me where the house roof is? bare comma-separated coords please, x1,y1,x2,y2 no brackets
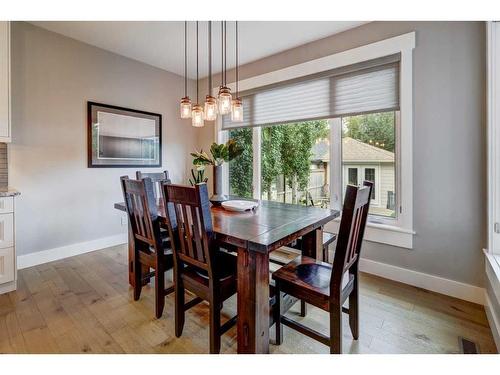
312,137,394,163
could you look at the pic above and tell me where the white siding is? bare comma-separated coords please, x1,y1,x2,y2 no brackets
380,163,395,209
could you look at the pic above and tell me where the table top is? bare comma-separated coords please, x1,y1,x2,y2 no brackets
115,199,339,253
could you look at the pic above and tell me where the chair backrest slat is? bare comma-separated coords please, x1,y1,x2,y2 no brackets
136,170,170,199
162,183,213,274
331,181,373,291
121,176,161,249
191,206,206,263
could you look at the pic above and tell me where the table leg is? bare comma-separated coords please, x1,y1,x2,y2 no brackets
237,247,270,354
302,227,322,260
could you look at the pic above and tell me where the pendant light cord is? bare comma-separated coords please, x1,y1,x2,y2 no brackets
236,21,239,97
184,21,187,98
224,21,227,86
220,21,224,87
208,21,212,94
196,21,199,104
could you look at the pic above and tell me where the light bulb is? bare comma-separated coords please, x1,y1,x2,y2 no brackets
217,86,232,115
191,105,204,127
204,95,218,121
231,98,243,122
180,97,192,119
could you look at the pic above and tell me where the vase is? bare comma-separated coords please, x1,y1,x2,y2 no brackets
210,165,228,205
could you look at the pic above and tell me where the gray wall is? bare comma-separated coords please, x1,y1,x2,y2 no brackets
10,22,198,256
199,22,487,287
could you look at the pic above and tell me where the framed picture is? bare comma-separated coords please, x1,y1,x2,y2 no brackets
87,101,162,168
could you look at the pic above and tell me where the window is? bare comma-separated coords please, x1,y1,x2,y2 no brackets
228,128,253,198
348,168,358,185
218,32,415,248
260,120,331,208
364,168,376,198
341,111,396,218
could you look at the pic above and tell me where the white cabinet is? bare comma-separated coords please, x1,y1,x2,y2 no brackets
0,247,14,285
0,196,16,294
0,21,10,142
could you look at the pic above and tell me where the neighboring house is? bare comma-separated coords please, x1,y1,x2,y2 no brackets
311,136,395,216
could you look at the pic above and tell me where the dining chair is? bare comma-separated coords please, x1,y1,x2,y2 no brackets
269,229,337,318
120,176,174,318
136,170,170,199
272,181,373,354
161,182,238,354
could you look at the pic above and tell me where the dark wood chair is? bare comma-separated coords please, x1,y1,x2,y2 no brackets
272,181,373,354
120,176,174,319
136,170,170,199
161,182,237,354
270,230,337,317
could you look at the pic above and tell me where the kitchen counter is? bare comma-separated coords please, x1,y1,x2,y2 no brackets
0,188,20,197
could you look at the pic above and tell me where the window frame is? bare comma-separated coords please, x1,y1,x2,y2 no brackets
488,22,500,263
216,32,415,249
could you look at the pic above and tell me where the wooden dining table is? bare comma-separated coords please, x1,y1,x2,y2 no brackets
114,198,339,353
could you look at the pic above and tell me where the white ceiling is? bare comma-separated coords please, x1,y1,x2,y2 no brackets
30,21,366,79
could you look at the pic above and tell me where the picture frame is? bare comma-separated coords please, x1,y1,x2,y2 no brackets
87,101,162,168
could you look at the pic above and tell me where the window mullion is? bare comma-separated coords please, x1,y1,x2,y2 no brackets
252,127,261,200
330,118,342,211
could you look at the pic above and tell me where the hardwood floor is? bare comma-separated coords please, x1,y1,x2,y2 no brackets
0,245,497,354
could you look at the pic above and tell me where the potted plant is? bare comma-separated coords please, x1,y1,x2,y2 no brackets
191,140,243,204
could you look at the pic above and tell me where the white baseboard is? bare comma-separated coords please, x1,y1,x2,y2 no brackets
17,233,128,270
485,293,500,351
359,258,485,305
0,280,16,294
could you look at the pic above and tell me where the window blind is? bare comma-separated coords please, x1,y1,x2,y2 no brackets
222,58,399,130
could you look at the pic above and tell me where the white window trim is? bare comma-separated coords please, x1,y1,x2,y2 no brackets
215,32,415,249
487,22,500,263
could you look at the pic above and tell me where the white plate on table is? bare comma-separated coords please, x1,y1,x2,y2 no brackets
221,200,258,212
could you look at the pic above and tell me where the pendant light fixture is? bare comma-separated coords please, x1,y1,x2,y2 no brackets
180,21,192,119
231,21,243,122
191,21,204,127
218,21,232,115
204,21,217,121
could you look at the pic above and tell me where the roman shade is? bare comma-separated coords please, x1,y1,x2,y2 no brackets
222,58,400,130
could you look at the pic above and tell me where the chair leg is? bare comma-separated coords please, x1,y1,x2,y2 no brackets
329,302,342,354
133,253,142,301
349,274,359,340
174,279,185,338
209,303,221,354
322,245,328,263
274,282,283,345
300,301,307,317
154,264,165,319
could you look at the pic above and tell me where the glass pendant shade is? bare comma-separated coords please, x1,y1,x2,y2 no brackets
191,104,204,127
204,95,218,121
231,97,243,122
218,86,232,115
180,97,192,119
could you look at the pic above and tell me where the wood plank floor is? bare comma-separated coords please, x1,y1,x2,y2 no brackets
0,244,497,354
